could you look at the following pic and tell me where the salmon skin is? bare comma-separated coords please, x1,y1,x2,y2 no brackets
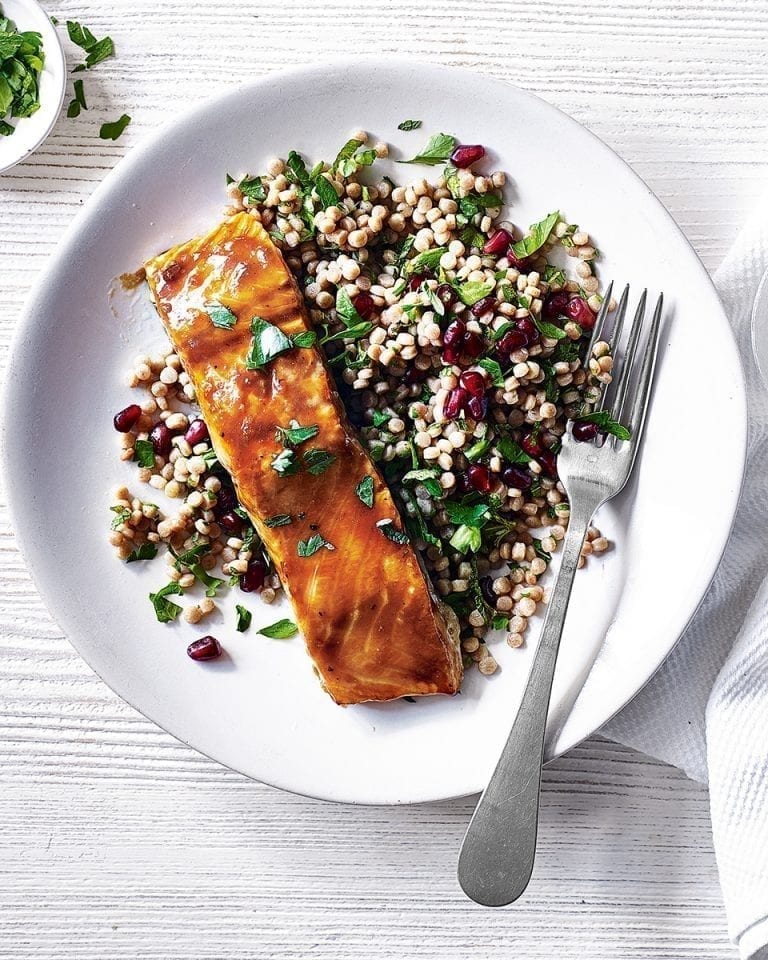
144,213,462,704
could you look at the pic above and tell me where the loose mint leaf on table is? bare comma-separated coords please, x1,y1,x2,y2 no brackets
99,114,131,141
397,119,422,131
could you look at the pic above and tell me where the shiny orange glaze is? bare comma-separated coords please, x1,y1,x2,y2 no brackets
144,213,462,704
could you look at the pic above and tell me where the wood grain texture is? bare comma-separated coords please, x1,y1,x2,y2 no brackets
2,0,763,955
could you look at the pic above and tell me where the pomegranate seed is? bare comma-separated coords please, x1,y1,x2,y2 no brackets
218,511,243,533
480,576,496,606
149,422,172,458
407,271,432,292
184,418,209,446
498,328,528,357
566,297,596,329
450,143,486,168
436,283,458,308
539,450,558,477
161,261,182,284
572,420,599,442
517,317,540,346
443,346,461,364
543,291,570,321
463,332,485,358
468,464,493,493
470,296,497,317
506,248,529,270
502,465,532,490
239,559,266,593
214,485,238,515
113,404,141,433
459,370,486,397
443,319,466,348
467,395,487,420
483,228,514,256
521,433,543,457
444,387,470,419
187,636,222,661
454,472,472,495
353,291,375,320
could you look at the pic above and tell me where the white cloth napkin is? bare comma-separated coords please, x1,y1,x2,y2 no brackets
601,198,768,959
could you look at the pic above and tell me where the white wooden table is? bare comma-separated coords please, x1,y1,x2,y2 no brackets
2,1,764,955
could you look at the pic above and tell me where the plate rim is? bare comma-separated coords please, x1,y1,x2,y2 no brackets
1,57,748,804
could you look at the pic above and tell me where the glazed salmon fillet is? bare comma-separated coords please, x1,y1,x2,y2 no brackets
144,213,462,704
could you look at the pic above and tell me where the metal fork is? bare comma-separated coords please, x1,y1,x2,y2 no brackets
457,284,664,907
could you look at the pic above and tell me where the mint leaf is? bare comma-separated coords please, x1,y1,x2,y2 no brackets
292,330,317,348
460,225,486,250
149,582,183,623
371,409,389,428
302,447,336,476
496,435,532,464
457,279,494,306
189,563,224,598
99,114,131,141
298,534,334,557
205,302,237,329
404,246,447,276
126,542,157,563
257,618,298,639
110,505,131,530
235,605,252,632
512,211,560,259
66,20,97,49
238,175,266,202
134,439,155,469
246,316,292,369
355,475,375,508
399,132,456,166
265,513,292,527
449,524,483,554
464,435,493,463
444,501,491,527
285,150,311,188
335,288,364,327
534,316,566,340
275,422,319,447
577,411,631,441
314,176,339,209
398,119,422,131
377,520,409,545
477,358,504,386
271,448,298,477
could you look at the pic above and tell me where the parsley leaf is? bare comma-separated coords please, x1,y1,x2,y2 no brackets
355,475,375,508
533,539,552,563
302,447,336,475
336,288,364,327
99,114,131,140
275,422,319,447
271,448,298,477
512,211,560,259
398,119,422,131
257,618,298,639
459,193,503,219
398,132,457,166
492,613,510,631
134,439,155,468
464,435,493,463
576,410,631,441
246,316,292,369
238,175,266,202
377,519,409,545
297,534,334,557
149,582,183,623
235,605,252,632
265,513,292,527
126,543,158,563
205,302,237,329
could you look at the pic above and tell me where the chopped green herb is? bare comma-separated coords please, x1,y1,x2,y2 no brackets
302,447,336,475
189,563,224,598
455,279,494,307
170,541,211,570
99,114,131,141
404,246,447,276
314,175,339,209
235,604,252,632
257,618,298,639
355,475,375,508
377,519,409,545
335,288,363,327
460,225,486,250
576,410,631,441
496,434,532,465
149,582,183,623
110,505,131,530
464,434,493,463
291,330,317,348
533,539,552,563
205,302,237,329
449,524,483,554
320,321,373,345
126,543,158,563
297,534,334,557
512,211,560,259
275,422,319,447
238,175,266,202
371,409,389,428
398,132,457,166
333,138,378,178
246,316,292,369
421,281,445,317
394,235,415,273
397,119,422,131
552,338,582,363
67,20,114,70
265,513,292,528
0,13,44,134
285,149,311,188
477,358,504,386
444,501,491,527
271,448,298,477
134,439,155,469
534,316,566,340
492,613,510,631
543,265,567,288
401,468,440,485
459,193,503,219
66,78,87,118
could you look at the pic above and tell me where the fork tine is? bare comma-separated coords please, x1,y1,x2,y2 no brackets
622,293,663,441
585,280,614,360
590,283,627,413
608,288,646,420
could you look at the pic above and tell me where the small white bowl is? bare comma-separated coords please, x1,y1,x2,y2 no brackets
0,0,66,175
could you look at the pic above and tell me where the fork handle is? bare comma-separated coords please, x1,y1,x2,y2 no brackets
457,499,595,906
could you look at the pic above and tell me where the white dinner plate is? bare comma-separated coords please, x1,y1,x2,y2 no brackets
0,0,66,175
2,60,746,804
